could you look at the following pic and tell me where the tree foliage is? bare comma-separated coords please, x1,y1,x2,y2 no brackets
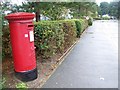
118,1,120,19
1,2,99,22
99,2,109,15
99,2,119,18
109,2,118,18
64,2,98,18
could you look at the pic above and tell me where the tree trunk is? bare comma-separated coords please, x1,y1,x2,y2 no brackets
86,8,87,16
35,2,40,22
78,5,81,19
35,11,40,22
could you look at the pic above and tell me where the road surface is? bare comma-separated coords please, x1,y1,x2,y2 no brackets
42,20,118,88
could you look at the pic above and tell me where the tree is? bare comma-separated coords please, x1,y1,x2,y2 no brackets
98,1,119,18
109,2,118,18
66,2,98,19
42,2,69,20
100,2,109,15
20,2,40,21
20,2,71,21
1,1,99,21
118,1,120,19
1,2,13,26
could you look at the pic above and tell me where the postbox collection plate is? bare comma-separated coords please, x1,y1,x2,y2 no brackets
29,31,34,42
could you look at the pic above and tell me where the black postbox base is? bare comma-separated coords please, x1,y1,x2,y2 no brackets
15,68,38,82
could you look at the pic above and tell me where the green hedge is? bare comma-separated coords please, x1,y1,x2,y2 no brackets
88,17,93,26
2,26,12,58
102,17,110,20
34,21,64,58
93,17,110,20
74,20,81,37
57,20,77,48
72,19,88,37
2,19,89,59
34,20,77,59
93,17,102,20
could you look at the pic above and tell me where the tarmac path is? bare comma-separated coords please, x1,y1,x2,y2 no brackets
42,20,118,88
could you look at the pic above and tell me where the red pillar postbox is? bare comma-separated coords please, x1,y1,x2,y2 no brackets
5,12,37,81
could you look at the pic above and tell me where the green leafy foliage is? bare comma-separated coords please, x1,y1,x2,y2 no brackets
58,20,77,48
88,17,93,26
99,2,109,15
102,16,110,20
2,2,99,21
65,2,98,19
0,77,6,89
93,17,102,20
82,19,89,31
34,21,65,59
99,2,119,19
109,2,118,18
16,82,28,90
73,19,82,38
118,1,120,19
34,20,77,59
73,19,88,37
2,26,12,59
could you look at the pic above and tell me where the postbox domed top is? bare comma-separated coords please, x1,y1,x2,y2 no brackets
5,12,35,20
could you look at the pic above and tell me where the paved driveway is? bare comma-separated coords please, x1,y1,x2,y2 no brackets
42,20,118,88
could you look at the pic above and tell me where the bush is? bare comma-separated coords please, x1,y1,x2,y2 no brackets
93,17,102,20
81,19,88,31
34,20,77,59
34,21,64,59
102,17,110,20
2,26,12,59
74,20,81,38
88,17,93,26
70,19,88,38
58,20,77,48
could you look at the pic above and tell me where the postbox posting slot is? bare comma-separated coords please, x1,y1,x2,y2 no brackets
28,24,33,29
28,25,34,27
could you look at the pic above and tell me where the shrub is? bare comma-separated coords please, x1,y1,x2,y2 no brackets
74,20,81,38
34,20,77,59
88,17,93,26
58,20,77,48
80,19,88,32
102,16,110,20
2,26,12,59
34,21,64,59
69,19,88,38
93,17,102,20
72,19,82,38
